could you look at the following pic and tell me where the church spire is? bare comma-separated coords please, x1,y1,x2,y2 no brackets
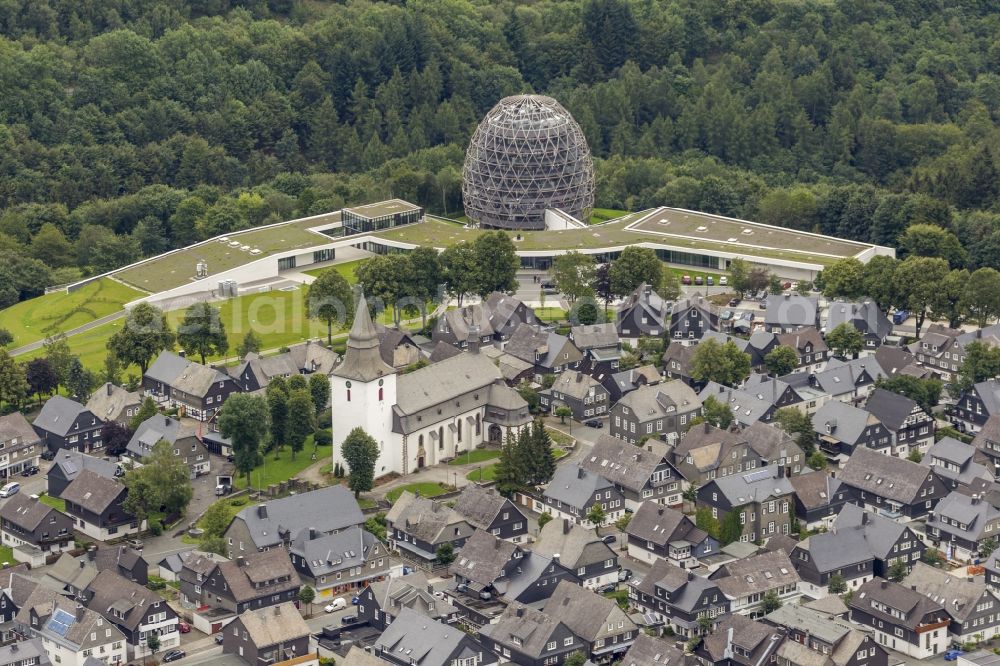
332,293,396,382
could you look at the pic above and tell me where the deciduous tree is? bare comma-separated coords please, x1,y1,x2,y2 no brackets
341,427,379,497
286,389,316,459
219,393,269,487
472,231,519,296
552,251,596,302
306,269,354,345
609,247,662,297
764,345,798,376
108,303,175,375
825,323,864,358
177,302,228,365
690,339,751,387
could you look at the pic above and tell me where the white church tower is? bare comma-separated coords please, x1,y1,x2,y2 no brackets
330,294,399,477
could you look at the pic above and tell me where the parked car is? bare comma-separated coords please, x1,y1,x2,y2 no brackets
728,298,740,306
341,615,360,626
352,596,361,605
0,482,20,498
40,450,55,461
694,276,703,286
602,534,616,544
177,622,190,634
125,538,143,550
214,634,224,645
325,598,347,613
584,419,603,428
758,299,768,309
721,310,733,321
892,310,909,325
782,282,791,290
617,569,633,582
719,276,728,286
596,583,617,594
681,275,692,285
540,282,559,294
162,650,185,663
20,466,39,477
215,483,231,496
944,650,963,661
706,276,714,286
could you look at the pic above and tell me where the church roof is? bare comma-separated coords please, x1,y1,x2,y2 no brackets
332,294,397,383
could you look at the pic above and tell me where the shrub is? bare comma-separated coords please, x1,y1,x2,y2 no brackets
313,428,333,447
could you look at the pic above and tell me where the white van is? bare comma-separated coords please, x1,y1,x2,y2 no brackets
0,482,20,498
324,598,347,613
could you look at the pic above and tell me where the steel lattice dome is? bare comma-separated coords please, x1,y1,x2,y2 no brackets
462,95,595,231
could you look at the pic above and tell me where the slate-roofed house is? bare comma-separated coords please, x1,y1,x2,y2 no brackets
672,424,765,487
765,294,820,333
581,435,683,510
0,494,74,566
663,342,699,388
84,384,141,427
610,382,702,446
788,471,847,531
864,388,934,456
32,396,103,454
625,502,716,568
45,451,120,499
542,580,637,662
742,373,811,414
838,446,947,521
0,639,52,666
536,464,624,528
180,549,300,615
848,578,950,659
602,364,662,403
479,603,584,666
124,415,210,479
373,607,497,666
763,604,889,666
951,378,1000,434
84,570,179,659
539,370,610,421
229,341,339,391
89,545,148,585
223,485,364,558
696,468,796,544
142,351,241,421
669,295,719,342
533,518,618,590
504,324,583,381
385,491,475,564
14,585,128,666
699,383,777,427
222,602,316,666
0,412,41,479
374,324,423,370
926,437,994,490
485,292,540,343
432,304,496,350
42,553,98,598
617,283,667,344
775,327,829,373
452,484,527,544
448,530,577,608
973,415,1000,475
924,491,1000,561
61,470,142,540
825,300,893,350
620,634,690,666
711,549,801,616
985,550,1000,593
356,571,459,631
813,401,893,458
833,505,926,577
570,322,620,368
903,562,1000,644
628,558,728,638
696,613,784,666
288,526,388,598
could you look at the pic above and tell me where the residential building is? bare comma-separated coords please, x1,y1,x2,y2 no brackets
61,470,143,540
222,603,316,666
617,283,667,344
355,572,459,631
180,550,300,615
601,364,661,403
775,327,829,373
84,384,141,427
0,640,51,666
985,550,1000,593
142,351,241,421
903,562,1000,644
536,464,624,528
385,491,475,565
484,292,540,344
662,342,699,387
45,451,120,499
374,324,423,370
711,550,801,616
864,388,934,456
228,341,339,392
505,324,583,382
973,415,1000,475
14,585,128,666
620,635,689,666
542,580,636,662
124,415,210,479
373,607,497,666
288,526,388,599
479,603,584,666
813,401,894,458
825,300,893,350
848,578,950,659
0,413,41,479
628,559,728,638
696,468,796,543
925,491,1000,561
908,324,973,383
42,553,98,599
610,382,702,445
669,295,720,342
570,322,620,369
788,472,847,531
695,613,784,666
533,518,618,590
432,304,496,350
672,424,765,487
224,485,364,558
742,373,812,414
87,545,149,585
763,604,889,666
32,396,103,454
452,484,528,544
539,370,609,421
952,379,1000,434
925,437,994,491
838,447,948,521
625,502,716,568
0,495,74,566
765,294,820,333
84,570,179,659
580,434,683,509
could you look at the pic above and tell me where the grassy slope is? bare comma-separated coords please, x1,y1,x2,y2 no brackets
0,279,144,348
302,259,366,282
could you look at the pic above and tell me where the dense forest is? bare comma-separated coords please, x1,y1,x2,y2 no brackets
0,0,999,306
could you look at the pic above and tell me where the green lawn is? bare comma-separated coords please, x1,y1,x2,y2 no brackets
0,278,145,348
589,208,629,224
465,464,497,483
386,482,452,504
182,496,253,544
447,449,500,465
546,427,574,447
302,259,367,282
0,546,12,565
235,437,330,490
38,494,66,512
535,307,566,323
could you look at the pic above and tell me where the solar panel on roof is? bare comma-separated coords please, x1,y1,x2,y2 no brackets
46,608,76,637
742,469,772,483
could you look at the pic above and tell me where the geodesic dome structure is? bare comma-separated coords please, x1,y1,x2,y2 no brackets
462,95,595,231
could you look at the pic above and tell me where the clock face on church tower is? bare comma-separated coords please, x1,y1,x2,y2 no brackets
345,381,352,388
378,379,384,386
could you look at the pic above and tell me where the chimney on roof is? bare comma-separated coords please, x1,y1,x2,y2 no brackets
273,605,281,616
880,580,887,589
467,325,481,354
106,383,113,397
258,504,267,519
703,422,710,434
75,604,85,622
79,560,86,570
862,512,870,526
784,294,790,300
911,585,917,591
309,527,317,540
562,519,570,535
552,553,560,563
165,416,171,427
577,467,585,480
972,494,981,505
237,556,246,567
87,545,97,561
516,607,524,617
777,465,785,478
9,644,16,653
687,571,694,581
657,506,664,516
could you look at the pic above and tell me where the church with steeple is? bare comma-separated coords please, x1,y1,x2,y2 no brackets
331,294,533,478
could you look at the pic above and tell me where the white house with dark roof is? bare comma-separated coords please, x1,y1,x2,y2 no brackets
535,464,624,528
330,295,532,477
865,388,935,456
825,299,893,350
84,383,141,427
142,351,240,421
32,396,103,454
925,491,1000,561
0,412,41,479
